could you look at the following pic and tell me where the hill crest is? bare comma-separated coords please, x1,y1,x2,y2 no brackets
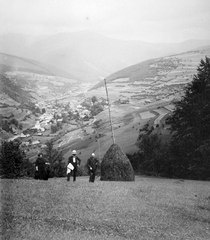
1,31,210,82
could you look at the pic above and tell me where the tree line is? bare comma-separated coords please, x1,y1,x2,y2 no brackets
0,139,67,178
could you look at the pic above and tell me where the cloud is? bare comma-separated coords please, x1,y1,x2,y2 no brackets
0,0,210,42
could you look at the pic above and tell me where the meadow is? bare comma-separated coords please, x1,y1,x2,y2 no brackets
1,176,210,240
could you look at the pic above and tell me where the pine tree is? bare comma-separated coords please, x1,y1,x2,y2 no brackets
0,140,32,178
44,140,66,177
135,133,169,175
168,57,210,179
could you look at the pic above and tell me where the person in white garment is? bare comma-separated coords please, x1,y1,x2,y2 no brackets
67,150,81,181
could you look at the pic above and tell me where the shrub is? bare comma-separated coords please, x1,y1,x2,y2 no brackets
133,133,172,177
51,124,58,133
10,118,19,127
91,95,98,104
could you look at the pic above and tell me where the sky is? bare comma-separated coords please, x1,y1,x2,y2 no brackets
0,0,210,43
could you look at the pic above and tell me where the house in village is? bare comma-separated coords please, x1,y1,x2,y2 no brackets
31,122,45,132
80,109,91,119
31,140,40,146
20,141,30,147
144,99,152,104
41,144,47,149
119,99,129,104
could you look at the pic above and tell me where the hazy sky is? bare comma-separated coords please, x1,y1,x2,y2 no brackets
0,0,210,42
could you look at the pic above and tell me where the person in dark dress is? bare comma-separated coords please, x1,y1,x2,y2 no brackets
67,150,81,181
35,153,46,180
86,153,99,182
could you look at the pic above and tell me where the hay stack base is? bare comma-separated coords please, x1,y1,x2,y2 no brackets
100,144,135,181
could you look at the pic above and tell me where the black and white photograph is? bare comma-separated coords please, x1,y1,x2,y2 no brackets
0,0,210,239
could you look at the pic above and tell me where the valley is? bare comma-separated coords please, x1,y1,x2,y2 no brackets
0,46,210,165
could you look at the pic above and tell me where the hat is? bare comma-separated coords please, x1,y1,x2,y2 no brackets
91,153,95,157
72,150,77,154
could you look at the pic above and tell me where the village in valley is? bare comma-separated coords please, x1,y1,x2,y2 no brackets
1,87,108,161
0,49,209,162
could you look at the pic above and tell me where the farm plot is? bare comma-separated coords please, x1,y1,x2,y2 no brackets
165,78,191,86
58,129,84,148
112,78,129,83
164,104,175,112
0,107,29,120
139,111,156,120
0,97,20,106
153,108,170,126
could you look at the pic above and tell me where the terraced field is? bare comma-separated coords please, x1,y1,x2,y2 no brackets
88,49,210,106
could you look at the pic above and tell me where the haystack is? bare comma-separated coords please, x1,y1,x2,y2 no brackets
100,144,135,181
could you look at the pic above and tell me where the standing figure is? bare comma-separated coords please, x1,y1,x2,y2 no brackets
86,153,99,182
35,153,46,180
44,161,50,180
67,150,81,182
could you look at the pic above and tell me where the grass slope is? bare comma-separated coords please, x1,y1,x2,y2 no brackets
60,109,143,163
89,59,156,90
0,52,79,80
1,176,210,240
60,101,173,164
0,74,32,105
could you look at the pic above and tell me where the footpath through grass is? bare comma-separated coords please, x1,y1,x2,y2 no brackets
0,176,210,240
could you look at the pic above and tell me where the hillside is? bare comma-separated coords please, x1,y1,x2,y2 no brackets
1,45,210,166
0,52,81,144
0,52,79,81
0,51,81,112
88,46,210,102
58,46,210,162
1,32,210,82
0,74,33,106
1,177,210,240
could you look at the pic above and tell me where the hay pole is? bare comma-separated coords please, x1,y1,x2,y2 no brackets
97,131,101,160
104,78,115,144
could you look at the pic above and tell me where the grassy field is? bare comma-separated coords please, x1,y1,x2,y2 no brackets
1,176,210,240
59,99,174,164
60,109,143,163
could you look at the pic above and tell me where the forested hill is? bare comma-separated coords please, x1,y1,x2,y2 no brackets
0,74,33,106
0,52,79,81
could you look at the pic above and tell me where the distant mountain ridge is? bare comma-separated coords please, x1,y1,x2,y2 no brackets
0,52,80,81
0,32,210,82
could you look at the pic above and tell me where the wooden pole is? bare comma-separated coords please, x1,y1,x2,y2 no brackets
104,79,115,144
97,135,101,160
